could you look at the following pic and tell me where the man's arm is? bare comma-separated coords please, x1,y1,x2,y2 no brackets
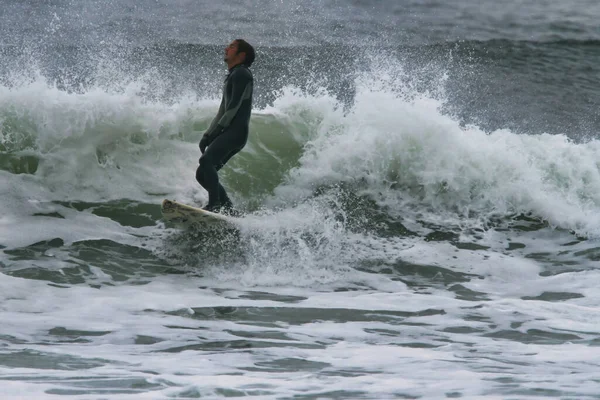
200,68,252,152
203,98,225,140
217,68,253,129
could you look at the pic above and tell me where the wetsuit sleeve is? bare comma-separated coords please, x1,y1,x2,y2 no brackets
203,98,225,141
217,68,253,129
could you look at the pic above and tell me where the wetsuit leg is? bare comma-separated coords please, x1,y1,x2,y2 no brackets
195,130,246,209
195,166,230,205
196,174,230,206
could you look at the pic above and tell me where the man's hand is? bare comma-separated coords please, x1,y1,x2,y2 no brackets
199,135,209,153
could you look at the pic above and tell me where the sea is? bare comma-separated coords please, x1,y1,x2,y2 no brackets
1,0,600,398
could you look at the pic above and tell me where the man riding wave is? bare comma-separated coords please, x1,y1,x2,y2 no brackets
196,39,255,213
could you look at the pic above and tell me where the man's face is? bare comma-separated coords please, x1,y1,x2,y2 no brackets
224,41,244,64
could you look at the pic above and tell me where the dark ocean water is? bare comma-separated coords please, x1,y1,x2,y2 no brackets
1,1,600,398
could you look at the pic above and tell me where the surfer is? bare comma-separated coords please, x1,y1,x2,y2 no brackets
196,39,255,213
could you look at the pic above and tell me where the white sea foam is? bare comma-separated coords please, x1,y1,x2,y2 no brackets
2,71,600,235
2,66,600,399
272,75,600,237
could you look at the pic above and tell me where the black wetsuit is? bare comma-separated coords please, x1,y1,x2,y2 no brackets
196,64,253,211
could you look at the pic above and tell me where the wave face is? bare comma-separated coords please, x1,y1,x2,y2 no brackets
2,58,599,236
2,2,600,399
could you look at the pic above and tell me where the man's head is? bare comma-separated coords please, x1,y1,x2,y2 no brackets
224,39,255,68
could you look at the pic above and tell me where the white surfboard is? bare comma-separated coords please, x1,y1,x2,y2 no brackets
161,199,237,228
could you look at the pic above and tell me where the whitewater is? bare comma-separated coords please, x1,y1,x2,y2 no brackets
2,1,600,395
1,62,600,398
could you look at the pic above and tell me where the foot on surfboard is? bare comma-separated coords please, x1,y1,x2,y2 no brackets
202,203,242,217
202,201,241,217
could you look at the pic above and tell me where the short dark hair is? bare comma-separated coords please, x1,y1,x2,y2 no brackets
235,39,255,67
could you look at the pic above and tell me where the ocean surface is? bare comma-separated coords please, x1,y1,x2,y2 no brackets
1,0,600,398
